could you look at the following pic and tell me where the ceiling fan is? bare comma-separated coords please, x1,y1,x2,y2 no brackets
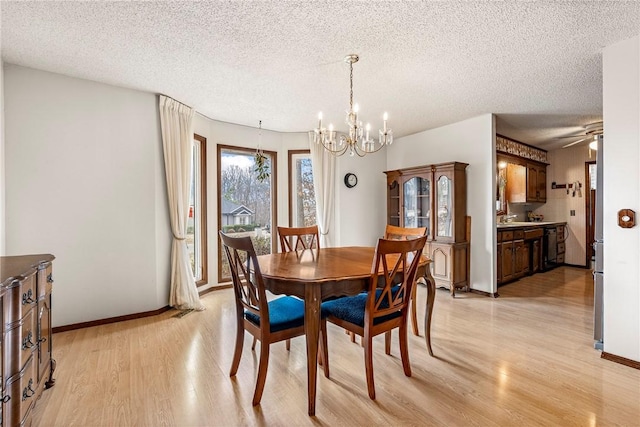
559,121,603,148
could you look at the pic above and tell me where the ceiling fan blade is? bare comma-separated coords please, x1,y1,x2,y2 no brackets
562,137,589,148
557,134,587,139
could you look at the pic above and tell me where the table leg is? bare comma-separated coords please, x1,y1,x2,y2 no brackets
424,271,436,357
304,284,321,416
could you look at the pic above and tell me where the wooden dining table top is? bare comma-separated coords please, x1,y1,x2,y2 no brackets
257,246,376,283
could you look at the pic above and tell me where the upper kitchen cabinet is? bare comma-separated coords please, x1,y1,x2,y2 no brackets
496,135,548,206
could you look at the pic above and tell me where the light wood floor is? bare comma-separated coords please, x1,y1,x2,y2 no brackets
33,267,640,426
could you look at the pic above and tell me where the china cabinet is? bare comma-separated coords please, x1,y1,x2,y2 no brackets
384,162,469,296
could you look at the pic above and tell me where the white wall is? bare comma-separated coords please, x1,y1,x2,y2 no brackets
0,59,5,255
4,65,171,327
602,35,640,362
335,149,387,247
387,114,496,294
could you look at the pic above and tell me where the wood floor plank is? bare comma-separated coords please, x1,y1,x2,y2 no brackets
31,266,640,426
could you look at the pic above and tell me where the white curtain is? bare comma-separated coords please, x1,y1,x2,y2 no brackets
309,132,336,247
159,95,204,311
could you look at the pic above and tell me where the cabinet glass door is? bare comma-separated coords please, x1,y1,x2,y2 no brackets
403,178,417,227
389,179,400,226
403,177,430,231
436,175,452,237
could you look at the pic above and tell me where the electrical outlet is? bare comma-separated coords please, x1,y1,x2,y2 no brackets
570,210,576,216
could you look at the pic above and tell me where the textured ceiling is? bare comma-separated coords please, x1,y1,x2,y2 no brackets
2,1,640,150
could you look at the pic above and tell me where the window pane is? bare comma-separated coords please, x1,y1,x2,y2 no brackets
289,152,316,227
187,135,207,285
219,146,275,282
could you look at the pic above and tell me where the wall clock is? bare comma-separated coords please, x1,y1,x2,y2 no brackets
344,173,358,188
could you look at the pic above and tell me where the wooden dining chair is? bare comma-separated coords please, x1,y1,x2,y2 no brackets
219,231,329,406
277,225,320,252
321,235,428,399
384,225,428,342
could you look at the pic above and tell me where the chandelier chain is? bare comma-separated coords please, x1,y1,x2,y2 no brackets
349,60,354,111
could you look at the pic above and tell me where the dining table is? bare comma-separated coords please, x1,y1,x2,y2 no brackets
256,246,434,416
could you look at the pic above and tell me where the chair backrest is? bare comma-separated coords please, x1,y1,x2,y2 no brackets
219,231,269,331
367,235,428,323
277,225,320,252
384,224,427,241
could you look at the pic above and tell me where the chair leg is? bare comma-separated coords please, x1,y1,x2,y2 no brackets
410,279,420,336
230,324,245,377
384,331,391,355
364,332,376,400
399,322,412,377
286,339,291,351
425,275,436,357
252,340,270,406
319,321,330,378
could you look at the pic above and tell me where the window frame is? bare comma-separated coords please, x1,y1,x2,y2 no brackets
217,144,278,283
192,134,208,287
288,150,315,227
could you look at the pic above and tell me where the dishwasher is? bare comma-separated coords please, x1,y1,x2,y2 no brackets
543,227,557,270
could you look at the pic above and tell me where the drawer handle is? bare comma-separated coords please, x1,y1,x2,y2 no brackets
21,379,35,401
22,331,35,350
22,288,35,305
47,273,54,284
0,395,10,403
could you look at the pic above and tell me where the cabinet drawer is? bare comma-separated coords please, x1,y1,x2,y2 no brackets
500,231,514,242
4,270,37,325
4,308,36,375
37,262,53,300
557,242,566,254
514,230,524,239
557,225,565,240
524,228,543,240
4,355,37,427
557,253,565,264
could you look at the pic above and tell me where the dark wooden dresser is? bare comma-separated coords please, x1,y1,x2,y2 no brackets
0,254,55,426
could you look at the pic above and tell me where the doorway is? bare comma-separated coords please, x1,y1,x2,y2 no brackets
585,161,597,267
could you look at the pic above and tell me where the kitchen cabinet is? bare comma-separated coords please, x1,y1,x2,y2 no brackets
557,225,566,264
526,163,547,203
500,154,547,204
385,162,469,296
497,226,545,285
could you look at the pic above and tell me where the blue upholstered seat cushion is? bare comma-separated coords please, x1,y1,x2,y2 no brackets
321,286,404,328
245,296,305,333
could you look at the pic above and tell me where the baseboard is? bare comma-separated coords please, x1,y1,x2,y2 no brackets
52,305,171,334
601,352,640,370
470,288,500,298
563,263,590,269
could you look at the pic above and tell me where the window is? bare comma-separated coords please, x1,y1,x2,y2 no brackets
187,134,208,286
218,145,277,282
288,150,316,227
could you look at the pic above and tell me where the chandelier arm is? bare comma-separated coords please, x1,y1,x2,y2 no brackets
319,138,349,156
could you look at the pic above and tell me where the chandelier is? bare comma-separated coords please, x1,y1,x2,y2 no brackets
313,54,393,157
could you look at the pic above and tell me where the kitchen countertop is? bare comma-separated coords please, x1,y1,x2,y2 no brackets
497,221,566,229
